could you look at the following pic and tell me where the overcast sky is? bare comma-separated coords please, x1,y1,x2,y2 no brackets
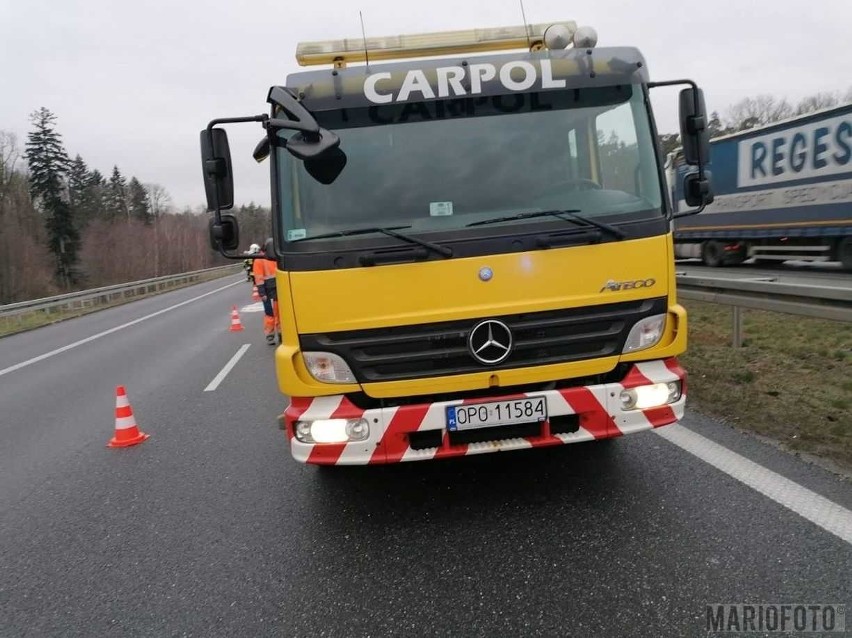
2,0,850,210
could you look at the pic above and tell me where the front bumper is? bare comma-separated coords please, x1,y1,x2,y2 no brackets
281,358,686,465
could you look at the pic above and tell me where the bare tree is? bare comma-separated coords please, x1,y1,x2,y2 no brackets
724,95,793,132
144,183,172,218
144,183,172,276
0,132,19,200
795,92,841,115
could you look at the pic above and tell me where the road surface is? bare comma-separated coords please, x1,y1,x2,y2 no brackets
1,275,849,637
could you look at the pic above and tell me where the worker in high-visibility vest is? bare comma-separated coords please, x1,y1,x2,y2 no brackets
252,241,279,344
243,243,260,282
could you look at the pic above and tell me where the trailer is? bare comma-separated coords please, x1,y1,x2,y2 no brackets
670,103,852,269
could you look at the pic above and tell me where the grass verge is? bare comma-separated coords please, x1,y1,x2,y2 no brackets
682,300,851,473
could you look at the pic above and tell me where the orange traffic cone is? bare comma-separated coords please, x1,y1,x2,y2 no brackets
229,305,244,332
107,386,150,448
252,285,261,302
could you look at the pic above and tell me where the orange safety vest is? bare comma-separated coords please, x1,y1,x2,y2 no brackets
252,256,276,286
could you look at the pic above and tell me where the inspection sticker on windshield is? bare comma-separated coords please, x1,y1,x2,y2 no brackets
430,201,453,217
287,228,307,240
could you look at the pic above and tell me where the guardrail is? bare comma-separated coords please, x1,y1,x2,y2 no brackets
676,274,852,347
0,264,241,332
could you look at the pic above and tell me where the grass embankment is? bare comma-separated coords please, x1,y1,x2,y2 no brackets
0,268,240,338
682,301,851,472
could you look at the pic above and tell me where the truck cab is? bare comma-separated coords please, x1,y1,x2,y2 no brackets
200,20,712,464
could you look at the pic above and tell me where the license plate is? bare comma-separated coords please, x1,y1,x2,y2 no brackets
446,397,547,431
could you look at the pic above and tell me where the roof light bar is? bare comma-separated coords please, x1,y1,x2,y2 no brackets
296,21,578,67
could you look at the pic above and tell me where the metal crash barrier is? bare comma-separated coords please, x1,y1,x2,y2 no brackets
676,274,852,347
0,265,240,334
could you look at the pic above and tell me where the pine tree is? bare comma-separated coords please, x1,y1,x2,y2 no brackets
104,165,127,220
67,155,96,228
86,169,107,220
67,155,88,210
25,107,78,287
127,177,152,224
69,157,110,228
707,111,727,138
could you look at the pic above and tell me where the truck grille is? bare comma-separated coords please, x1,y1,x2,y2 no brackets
299,297,666,383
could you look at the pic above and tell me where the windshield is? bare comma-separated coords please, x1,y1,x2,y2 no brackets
276,84,663,242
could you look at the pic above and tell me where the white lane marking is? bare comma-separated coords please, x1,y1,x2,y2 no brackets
655,425,852,546
240,302,265,313
0,279,243,378
204,344,251,392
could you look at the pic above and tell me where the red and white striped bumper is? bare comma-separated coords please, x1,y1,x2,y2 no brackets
282,358,686,465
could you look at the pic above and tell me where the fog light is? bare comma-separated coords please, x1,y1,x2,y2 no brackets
296,421,313,440
345,419,369,441
620,381,682,411
294,418,370,444
666,381,682,403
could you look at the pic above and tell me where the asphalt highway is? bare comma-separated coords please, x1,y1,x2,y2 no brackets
1,275,849,637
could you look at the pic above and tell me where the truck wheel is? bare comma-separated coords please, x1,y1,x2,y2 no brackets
701,241,726,267
838,237,852,271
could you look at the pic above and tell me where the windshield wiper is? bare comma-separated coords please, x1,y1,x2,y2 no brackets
466,209,624,240
292,225,452,257
465,209,581,228
291,225,411,241
556,210,625,240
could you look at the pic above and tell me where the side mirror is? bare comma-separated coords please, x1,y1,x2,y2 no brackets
200,128,234,211
253,136,270,163
208,214,240,251
678,88,710,166
305,147,348,185
683,170,714,208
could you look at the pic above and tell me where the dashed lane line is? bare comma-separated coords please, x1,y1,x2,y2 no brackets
204,344,251,392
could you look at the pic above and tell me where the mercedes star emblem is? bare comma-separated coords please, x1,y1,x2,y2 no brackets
478,267,493,282
468,319,513,365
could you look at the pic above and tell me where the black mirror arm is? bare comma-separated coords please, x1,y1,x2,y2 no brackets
267,86,321,135
672,201,707,219
266,117,319,135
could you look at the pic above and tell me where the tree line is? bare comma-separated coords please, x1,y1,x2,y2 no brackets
659,88,852,157
0,108,271,304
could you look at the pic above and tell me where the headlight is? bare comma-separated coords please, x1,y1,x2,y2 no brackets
620,381,681,410
294,418,370,444
302,352,356,383
623,314,666,353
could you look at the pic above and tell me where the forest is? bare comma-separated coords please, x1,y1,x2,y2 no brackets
0,108,270,304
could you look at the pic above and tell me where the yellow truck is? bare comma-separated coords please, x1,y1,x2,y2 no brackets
200,20,713,465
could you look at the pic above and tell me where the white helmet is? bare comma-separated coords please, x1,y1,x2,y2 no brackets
249,243,260,254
